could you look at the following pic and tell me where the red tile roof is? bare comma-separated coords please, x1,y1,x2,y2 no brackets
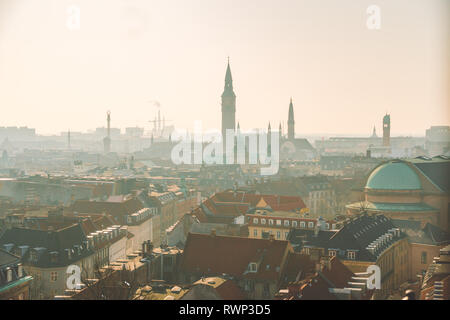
181,233,292,281
194,191,306,222
69,198,143,218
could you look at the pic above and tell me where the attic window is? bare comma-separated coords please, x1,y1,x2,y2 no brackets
249,263,258,273
30,250,38,262
347,251,356,260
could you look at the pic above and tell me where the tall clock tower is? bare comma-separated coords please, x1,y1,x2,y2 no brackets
221,59,236,144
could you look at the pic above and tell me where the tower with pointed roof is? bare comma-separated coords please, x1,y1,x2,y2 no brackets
383,114,390,147
221,58,236,145
288,98,295,140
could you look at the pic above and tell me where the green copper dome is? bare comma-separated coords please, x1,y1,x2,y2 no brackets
366,162,422,190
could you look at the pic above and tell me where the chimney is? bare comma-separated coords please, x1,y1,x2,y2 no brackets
6,267,13,282
142,241,147,255
18,264,24,278
269,234,275,242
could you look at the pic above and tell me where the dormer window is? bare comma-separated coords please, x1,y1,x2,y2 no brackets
329,250,337,257
248,262,258,273
347,251,356,260
30,250,38,262
50,251,59,263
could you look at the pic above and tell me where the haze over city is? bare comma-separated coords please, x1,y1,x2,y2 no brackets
0,0,449,136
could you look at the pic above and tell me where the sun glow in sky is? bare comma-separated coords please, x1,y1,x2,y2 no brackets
0,0,449,136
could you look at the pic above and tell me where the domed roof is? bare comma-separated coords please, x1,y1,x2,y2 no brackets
366,161,422,190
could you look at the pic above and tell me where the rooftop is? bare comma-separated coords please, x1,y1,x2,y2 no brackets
366,161,422,191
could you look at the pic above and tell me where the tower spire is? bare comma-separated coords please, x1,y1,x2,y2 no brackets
288,98,295,140
221,58,236,149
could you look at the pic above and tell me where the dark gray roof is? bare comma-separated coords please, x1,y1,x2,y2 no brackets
287,229,336,251
0,248,20,267
327,214,401,261
288,214,404,262
0,224,93,268
411,159,450,192
392,219,450,245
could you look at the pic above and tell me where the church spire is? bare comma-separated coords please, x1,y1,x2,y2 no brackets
221,58,236,148
222,58,235,98
288,98,295,140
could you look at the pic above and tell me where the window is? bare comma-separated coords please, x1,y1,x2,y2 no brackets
325,223,330,230
261,218,266,225
421,252,427,264
308,222,314,229
268,219,274,225
329,250,337,257
263,283,270,298
285,232,289,239
284,220,290,227
253,229,258,237
249,263,257,273
276,231,281,239
276,220,282,226
300,221,306,228
292,221,298,228
253,218,258,224
347,251,356,260
50,271,58,282
30,250,37,262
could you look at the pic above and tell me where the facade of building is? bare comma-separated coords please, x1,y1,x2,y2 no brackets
392,219,449,280
425,126,450,157
247,208,337,241
420,244,450,300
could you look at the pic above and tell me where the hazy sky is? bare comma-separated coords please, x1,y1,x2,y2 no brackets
0,0,449,136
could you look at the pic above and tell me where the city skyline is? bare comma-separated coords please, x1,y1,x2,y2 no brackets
0,0,449,136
